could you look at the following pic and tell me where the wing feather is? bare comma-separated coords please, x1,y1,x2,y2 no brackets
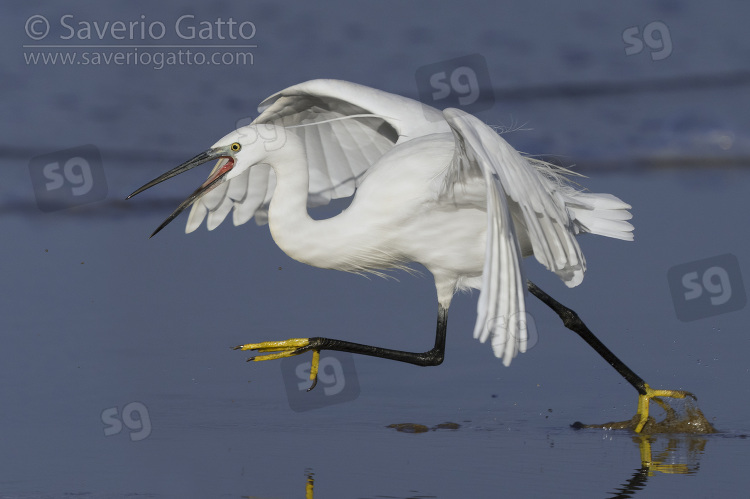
185,79,449,232
444,108,587,363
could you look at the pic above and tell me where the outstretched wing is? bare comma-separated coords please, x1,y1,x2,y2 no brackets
444,108,587,366
186,79,449,232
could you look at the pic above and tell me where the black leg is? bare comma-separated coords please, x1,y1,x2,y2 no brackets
526,279,695,432
526,280,648,395
234,304,448,391
304,304,448,367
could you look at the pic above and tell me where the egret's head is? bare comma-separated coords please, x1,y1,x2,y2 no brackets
127,124,285,237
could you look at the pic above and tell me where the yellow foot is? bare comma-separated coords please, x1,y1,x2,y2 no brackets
635,383,696,433
232,338,321,390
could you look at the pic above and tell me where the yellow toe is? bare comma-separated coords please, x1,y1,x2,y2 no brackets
232,337,322,391
635,384,695,433
234,338,310,352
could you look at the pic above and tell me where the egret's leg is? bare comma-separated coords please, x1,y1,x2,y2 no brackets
234,305,448,390
526,280,695,433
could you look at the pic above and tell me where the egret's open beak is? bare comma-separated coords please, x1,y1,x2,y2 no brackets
127,147,235,238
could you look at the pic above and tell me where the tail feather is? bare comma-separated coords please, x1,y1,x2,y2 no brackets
566,192,634,241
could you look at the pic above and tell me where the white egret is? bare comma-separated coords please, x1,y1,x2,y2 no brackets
129,79,691,432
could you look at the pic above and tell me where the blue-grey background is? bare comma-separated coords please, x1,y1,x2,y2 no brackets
2,1,749,497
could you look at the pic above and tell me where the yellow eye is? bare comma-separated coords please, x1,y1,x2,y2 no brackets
230,142,241,152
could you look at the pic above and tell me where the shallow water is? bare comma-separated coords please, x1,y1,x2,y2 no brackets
3,158,750,499
4,1,750,497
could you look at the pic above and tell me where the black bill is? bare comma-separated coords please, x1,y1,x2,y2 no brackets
127,147,235,238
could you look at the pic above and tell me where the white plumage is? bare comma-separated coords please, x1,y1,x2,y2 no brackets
151,79,634,365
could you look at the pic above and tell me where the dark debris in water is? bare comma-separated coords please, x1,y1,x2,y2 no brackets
387,422,461,433
387,423,429,433
572,398,717,434
432,422,460,430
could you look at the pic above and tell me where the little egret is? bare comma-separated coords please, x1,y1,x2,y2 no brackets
129,79,691,432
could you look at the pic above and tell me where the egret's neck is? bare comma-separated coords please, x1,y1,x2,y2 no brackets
265,133,321,265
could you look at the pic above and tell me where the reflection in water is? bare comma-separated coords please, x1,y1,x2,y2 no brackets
295,436,707,499
306,468,314,499
606,467,649,499
574,397,715,497
297,467,439,499
287,437,707,499
636,435,707,475
240,469,315,499
606,435,709,498
264,413,720,499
